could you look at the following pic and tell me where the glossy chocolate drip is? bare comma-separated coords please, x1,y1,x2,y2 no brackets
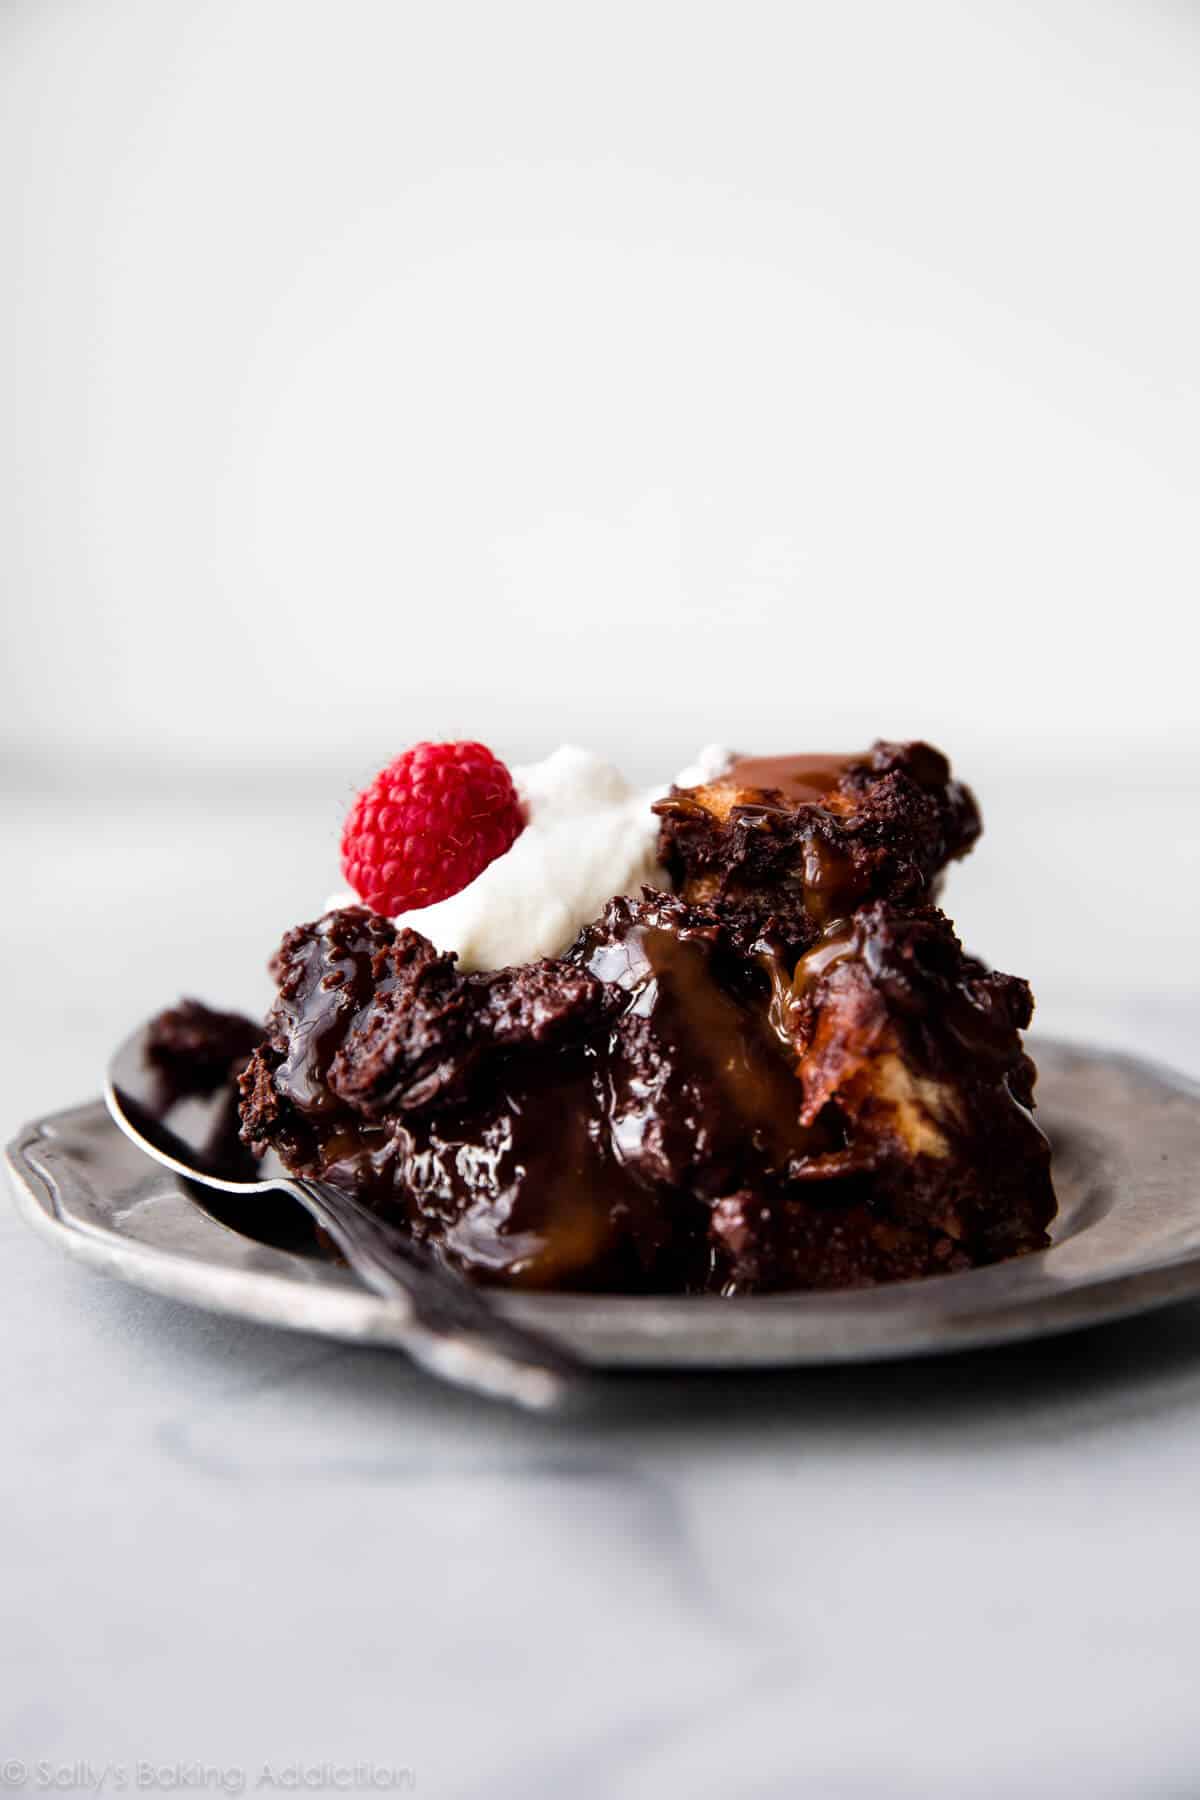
386,1057,682,1290
581,906,830,1195
271,910,398,1115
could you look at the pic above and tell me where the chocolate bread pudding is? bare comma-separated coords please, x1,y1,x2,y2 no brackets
222,738,1056,1294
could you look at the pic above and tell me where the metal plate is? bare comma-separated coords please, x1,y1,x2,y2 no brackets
7,1039,1200,1368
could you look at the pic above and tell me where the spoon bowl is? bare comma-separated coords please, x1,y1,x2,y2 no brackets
105,1016,578,1410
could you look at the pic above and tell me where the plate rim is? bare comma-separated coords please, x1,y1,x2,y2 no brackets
7,1037,1200,1368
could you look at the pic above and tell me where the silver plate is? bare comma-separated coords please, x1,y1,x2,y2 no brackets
6,1039,1200,1368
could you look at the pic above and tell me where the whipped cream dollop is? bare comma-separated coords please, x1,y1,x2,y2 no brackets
325,743,731,972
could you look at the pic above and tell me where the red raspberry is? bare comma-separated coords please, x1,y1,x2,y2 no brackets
340,741,525,916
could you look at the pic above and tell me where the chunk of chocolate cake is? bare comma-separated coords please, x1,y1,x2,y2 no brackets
238,905,695,1290
654,740,980,957
721,901,1055,1288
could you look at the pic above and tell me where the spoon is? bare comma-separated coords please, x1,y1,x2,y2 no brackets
105,1017,579,1410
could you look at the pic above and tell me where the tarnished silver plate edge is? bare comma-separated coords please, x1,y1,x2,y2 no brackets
7,1039,1200,1368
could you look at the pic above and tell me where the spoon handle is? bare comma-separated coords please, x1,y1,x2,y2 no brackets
289,1176,578,1410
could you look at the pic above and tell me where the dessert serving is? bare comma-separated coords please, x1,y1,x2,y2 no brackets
164,738,1056,1295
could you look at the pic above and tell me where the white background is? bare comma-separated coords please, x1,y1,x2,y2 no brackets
2,0,1198,776
3,7,1200,1798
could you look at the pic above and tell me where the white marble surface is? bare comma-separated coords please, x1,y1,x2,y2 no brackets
3,760,1200,1799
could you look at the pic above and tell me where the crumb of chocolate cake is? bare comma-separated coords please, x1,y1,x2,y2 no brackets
145,998,262,1095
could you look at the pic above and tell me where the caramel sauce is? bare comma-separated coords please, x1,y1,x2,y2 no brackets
794,918,864,987
758,920,861,1050
722,753,858,804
